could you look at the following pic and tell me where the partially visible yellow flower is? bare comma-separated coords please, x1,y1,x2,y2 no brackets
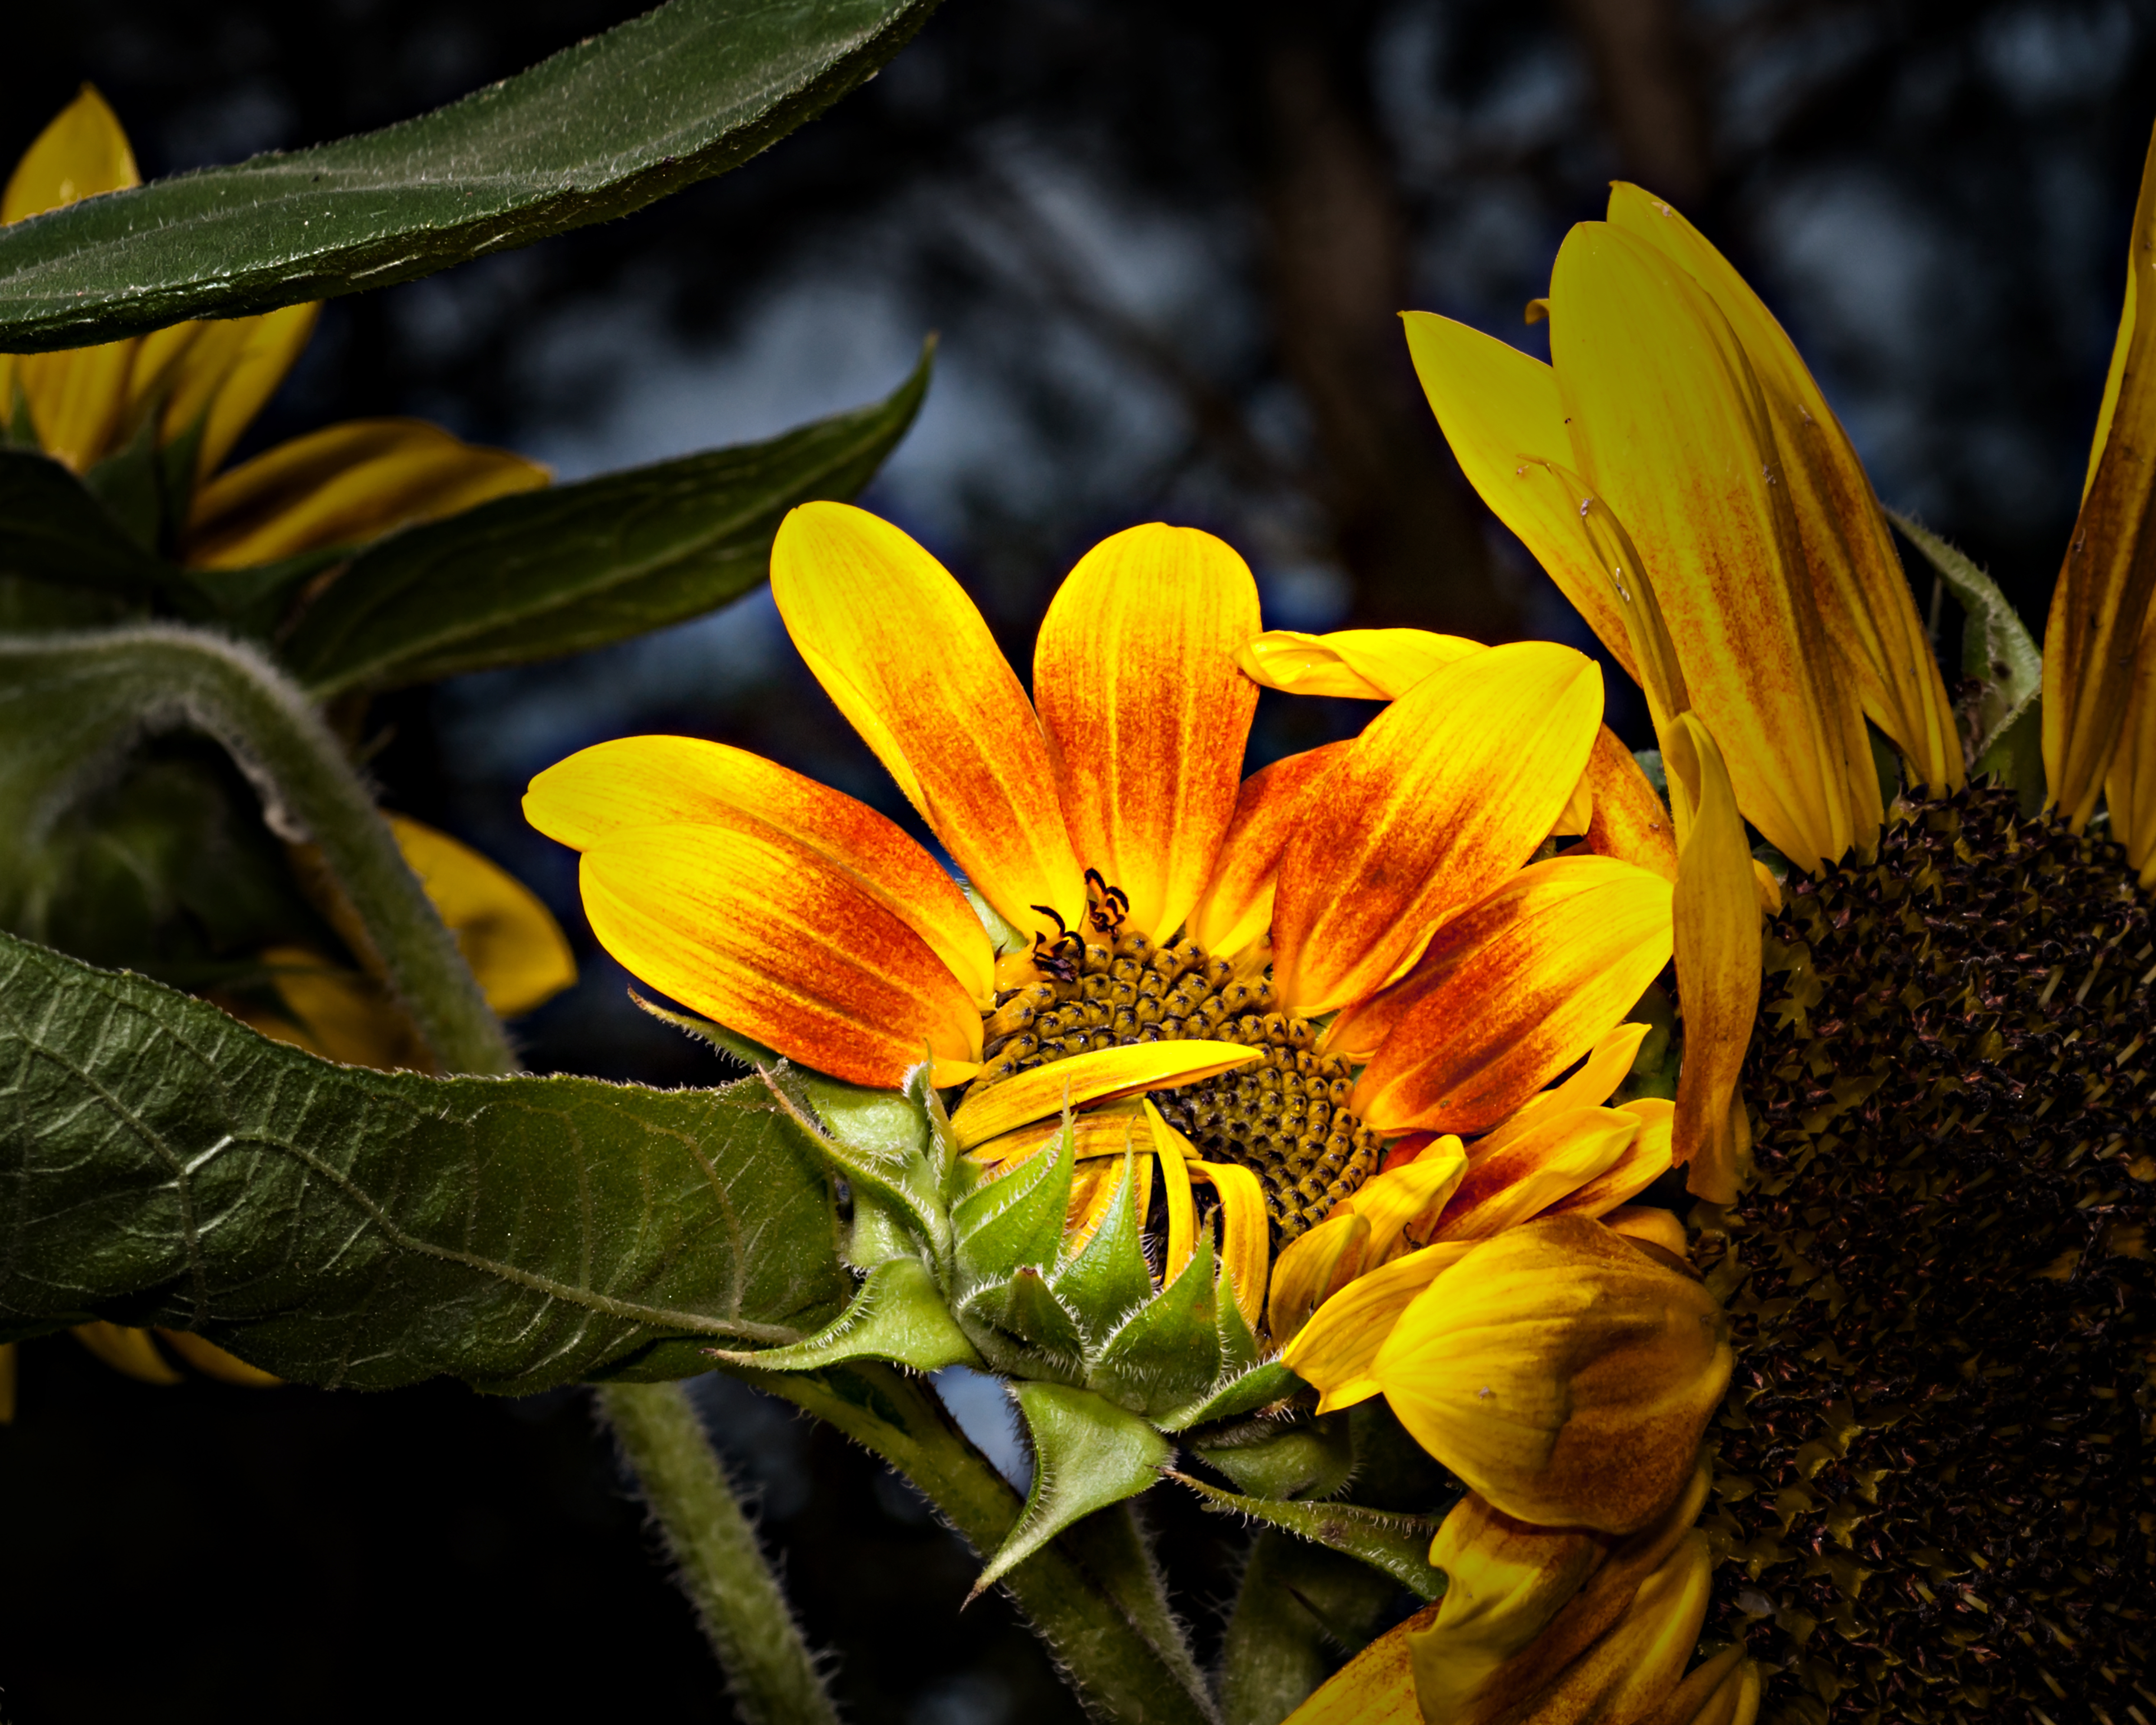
1,87,546,571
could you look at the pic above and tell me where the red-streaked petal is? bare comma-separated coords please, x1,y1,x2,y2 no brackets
1188,742,1353,959
949,1041,1263,1151
1575,723,1678,882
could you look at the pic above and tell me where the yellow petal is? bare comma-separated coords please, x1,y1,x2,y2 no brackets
772,502,1085,939
581,822,983,1088
1662,715,1760,1203
1272,642,1604,1019
968,1101,1150,1165
1265,1208,1373,1340
950,1040,1263,1150
1067,1150,1152,1256
1549,221,1864,871
159,1330,281,1388
1237,626,1484,699
1277,1241,1476,1409
15,337,134,474
2046,119,2156,832
1372,1215,1731,1533
72,1322,182,1385
2108,604,2156,888
1190,1158,1271,1330
1402,310,1641,685
1481,1021,1652,1145
1546,1098,1677,1222
1335,1146,1469,1262
185,415,546,568
1279,1603,1438,1725
4,86,138,219
262,944,429,1071
1349,857,1673,1136
1419,1108,1640,1245
1643,1648,1761,1725
160,304,323,483
526,734,994,1005
1575,723,1678,882
1188,741,1352,960
1144,1100,1200,1283
1601,1199,1689,1260
1608,184,1959,795
387,815,576,1019
1033,524,1261,940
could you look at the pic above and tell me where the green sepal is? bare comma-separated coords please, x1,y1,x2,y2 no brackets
1976,695,2046,814
1888,507,2042,764
1088,1232,1219,1415
1168,1471,1445,1601
962,882,1030,958
958,1267,1087,1380
1190,1411,1353,1501
708,1255,980,1374
1154,1360,1304,1434
1215,1262,1263,1376
972,1381,1171,1600
80,408,167,555
909,1058,961,1197
1049,1154,1153,1344
951,1116,1073,1283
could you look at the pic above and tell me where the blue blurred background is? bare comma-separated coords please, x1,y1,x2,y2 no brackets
4,0,2152,1718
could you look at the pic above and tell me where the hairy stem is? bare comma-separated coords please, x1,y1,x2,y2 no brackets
736,1362,1219,1725
0,623,513,1075
1217,1531,1400,1725
601,1380,840,1725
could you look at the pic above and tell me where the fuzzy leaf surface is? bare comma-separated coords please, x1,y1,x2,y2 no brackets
0,929,849,1391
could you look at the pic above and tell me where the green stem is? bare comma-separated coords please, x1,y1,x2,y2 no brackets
600,1380,841,1725
1216,1531,1399,1725
0,624,513,1075
736,1362,1220,1725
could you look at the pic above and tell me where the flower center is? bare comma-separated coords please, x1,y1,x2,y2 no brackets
972,907,1383,1244
1696,784,2154,1721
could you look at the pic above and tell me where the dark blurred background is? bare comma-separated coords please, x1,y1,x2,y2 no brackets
4,0,2153,1719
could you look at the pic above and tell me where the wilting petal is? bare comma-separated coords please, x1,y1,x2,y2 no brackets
387,815,576,1019
2047,121,2156,832
2108,606,2156,889
1192,1159,1270,1328
1372,1215,1731,1533
1033,524,1260,940
1644,1648,1762,1725
771,502,1085,938
1550,221,1862,872
1238,626,1484,699
157,303,322,483
72,1322,182,1385
1189,742,1351,960
1278,1241,1476,1411
1419,1108,1640,1245
1402,310,1641,685
255,945,428,1071
1337,1145,1469,1262
949,1041,1262,1150
1273,643,1603,1019
526,734,995,1004
185,417,546,567
1663,715,1760,1203
1279,1602,1435,1725
1266,1209,1373,1339
1546,1099,1676,1221
581,822,983,1088
1608,183,1959,796
1351,856,1674,1136
1145,1102,1201,1283
1576,725,1678,882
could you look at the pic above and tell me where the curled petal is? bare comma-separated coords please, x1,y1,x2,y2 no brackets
1273,643,1604,1019
1191,1159,1270,1329
1238,627,1483,699
1035,524,1260,940
1575,725,1678,882
968,1101,1146,1167
388,815,576,1019
1337,1145,1469,1262
1351,857,1674,1136
526,733,994,1004
1372,1215,1731,1533
1279,1602,1434,1725
949,1041,1262,1151
1545,1099,1677,1222
1266,1209,1373,1340
1145,1101,1201,1284
581,822,983,1089
1278,1241,1475,1411
1189,742,1351,960
771,502,1084,938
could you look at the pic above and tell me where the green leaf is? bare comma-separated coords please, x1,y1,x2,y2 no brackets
709,1255,981,1374
0,928,850,1391
1887,507,2041,755
282,350,930,696
1168,1472,1446,1601
973,1382,1171,1600
0,0,943,350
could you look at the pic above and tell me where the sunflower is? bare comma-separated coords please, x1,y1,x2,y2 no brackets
1387,123,2156,1725
526,500,1733,1548
1,86,544,588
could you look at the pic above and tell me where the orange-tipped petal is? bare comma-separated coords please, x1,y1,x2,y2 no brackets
1663,715,1761,1203
1419,1107,1639,1244
1237,627,1484,699
1547,1098,1677,1221
1033,524,1260,940
949,1041,1263,1151
772,502,1085,939
1266,1209,1373,1340
1549,221,1862,872
1350,857,1674,1136
1188,742,1352,959
1273,642,1604,1019
1192,1159,1270,1329
1576,724,1678,882
580,821,983,1089
1609,183,1959,795
1278,1241,1475,1409
388,815,576,1019
185,417,545,567
1372,1215,1731,1533
2046,120,2156,832
526,734,995,1004
1402,310,1640,685
1145,1101,1201,1283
